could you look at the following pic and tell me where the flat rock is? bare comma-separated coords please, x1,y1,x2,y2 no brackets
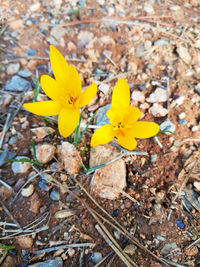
36,144,56,164
5,75,32,92
31,127,55,139
6,63,20,75
131,91,145,103
91,159,126,200
177,45,191,64
28,257,63,267
18,69,32,78
90,144,126,200
11,156,31,174
161,242,178,255
159,119,176,134
50,26,67,40
146,88,168,103
57,142,82,175
16,236,34,249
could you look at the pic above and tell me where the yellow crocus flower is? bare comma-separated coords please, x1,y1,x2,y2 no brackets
91,78,159,150
23,45,97,137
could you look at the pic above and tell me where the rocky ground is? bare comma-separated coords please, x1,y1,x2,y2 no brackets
0,0,200,266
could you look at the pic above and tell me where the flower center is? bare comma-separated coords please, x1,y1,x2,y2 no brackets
112,122,125,136
68,93,78,108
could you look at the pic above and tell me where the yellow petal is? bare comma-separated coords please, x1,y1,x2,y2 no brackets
112,78,130,108
68,65,81,97
23,101,61,116
123,106,141,125
117,134,137,150
58,107,80,137
130,121,159,138
50,45,69,89
40,75,68,105
79,82,97,108
91,124,114,147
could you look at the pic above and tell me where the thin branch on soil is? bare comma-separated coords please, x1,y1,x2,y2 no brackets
0,113,11,149
95,223,137,267
32,243,94,255
0,201,22,230
172,159,199,203
154,136,163,148
94,252,113,267
0,179,13,191
105,186,139,205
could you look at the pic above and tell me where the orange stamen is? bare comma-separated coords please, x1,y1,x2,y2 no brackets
116,129,125,137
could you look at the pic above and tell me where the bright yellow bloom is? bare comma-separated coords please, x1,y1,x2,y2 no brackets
91,78,159,150
23,45,97,137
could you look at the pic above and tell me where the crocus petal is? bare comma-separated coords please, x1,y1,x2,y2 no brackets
123,106,141,125
68,65,81,97
130,121,159,138
50,45,69,89
23,101,61,116
58,107,80,137
112,78,130,108
117,134,137,150
91,124,115,147
40,75,68,105
79,82,97,108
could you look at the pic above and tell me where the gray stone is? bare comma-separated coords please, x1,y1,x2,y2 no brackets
154,39,169,46
150,154,158,163
161,243,178,255
18,69,32,78
50,26,67,40
95,104,111,126
11,156,31,174
91,252,102,264
159,119,176,134
5,75,32,92
8,136,18,145
28,257,63,267
50,188,61,201
0,149,16,167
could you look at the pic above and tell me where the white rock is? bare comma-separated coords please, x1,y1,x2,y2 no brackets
191,125,199,132
177,45,191,64
77,31,94,43
98,36,115,45
146,88,168,103
175,96,185,106
21,184,34,197
194,181,200,191
140,102,150,109
178,112,186,119
57,142,82,175
36,144,56,164
131,91,145,103
11,156,31,174
29,2,41,12
31,127,55,139
144,3,154,14
150,103,168,117
99,84,109,95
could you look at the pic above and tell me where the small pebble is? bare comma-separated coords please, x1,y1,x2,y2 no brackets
38,179,50,191
178,119,187,125
25,49,36,56
21,184,34,197
27,257,63,267
114,230,120,240
11,156,31,174
159,119,176,133
50,188,61,201
191,125,199,132
7,63,20,75
112,209,119,217
91,252,102,264
35,144,56,164
151,154,158,163
95,104,111,126
5,75,32,92
18,69,32,78
178,112,186,119
176,220,185,229
16,236,34,249
9,136,18,145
